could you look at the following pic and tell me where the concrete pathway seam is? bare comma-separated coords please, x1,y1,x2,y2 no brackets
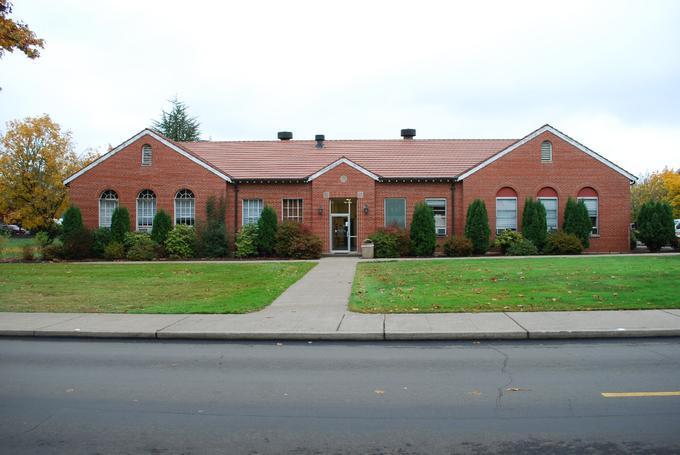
34,314,87,333
661,310,680,319
502,312,530,339
154,315,192,338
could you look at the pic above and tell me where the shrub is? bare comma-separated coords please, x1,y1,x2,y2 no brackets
165,225,197,259
506,238,538,256
288,227,322,259
62,227,93,259
443,236,473,257
61,205,83,239
493,230,524,255
151,210,172,245
256,206,278,256
637,201,675,252
465,199,490,255
197,196,229,257
103,241,125,260
544,231,583,255
91,227,112,258
235,224,259,258
125,235,159,261
630,229,638,250
123,232,148,251
0,234,6,257
275,221,301,257
521,198,547,251
368,228,399,258
671,236,679,252
110,207,131,243
35,232,50,248
22,244,35,261
410,202,436,256
41,239,64,261
563,198,591,249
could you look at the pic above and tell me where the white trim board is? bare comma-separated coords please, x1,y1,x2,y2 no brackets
457,124,638,183
306,157,380,182
63,129,232,185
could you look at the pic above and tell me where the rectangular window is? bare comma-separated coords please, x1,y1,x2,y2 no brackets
425,198,447,236
384,198,406,229
282,198,303,222
99,199,117,228
496,198,517,233
539,197,558,232
175,199,195,226
578,197,599,235
242,199,263,225
136,200,156,232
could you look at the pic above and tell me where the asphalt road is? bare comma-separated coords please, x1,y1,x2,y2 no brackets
1,338,680,454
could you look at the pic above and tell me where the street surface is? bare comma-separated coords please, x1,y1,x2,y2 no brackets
1,338,679,454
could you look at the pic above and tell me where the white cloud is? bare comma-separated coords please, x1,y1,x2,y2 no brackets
1,0,679,175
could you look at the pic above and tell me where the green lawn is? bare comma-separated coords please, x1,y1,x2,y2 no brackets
0,237,39,260
350,256,680,313
0,262,316,313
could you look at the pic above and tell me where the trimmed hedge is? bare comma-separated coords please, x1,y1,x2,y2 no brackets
506,238,538,256
465,199,490,255
544,231,583,255
493,230,524,255
197,196,229,257
165,225,196,259
443,236,473,257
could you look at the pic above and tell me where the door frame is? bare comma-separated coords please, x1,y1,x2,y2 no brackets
329,198,357,254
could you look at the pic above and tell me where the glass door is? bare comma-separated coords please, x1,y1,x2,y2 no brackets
330,198,357,253
331,215,349,252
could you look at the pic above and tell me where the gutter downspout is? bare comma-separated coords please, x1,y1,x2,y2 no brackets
451,181,456,236
233,181,239,236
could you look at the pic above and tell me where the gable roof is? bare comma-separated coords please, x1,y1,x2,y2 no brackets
63,129,233,185
456,124,638,182
179,138,515,180
307,157,380,181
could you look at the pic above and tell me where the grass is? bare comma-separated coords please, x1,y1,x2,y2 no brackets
0,237,39,260
350,256,680,313
0,262,316,314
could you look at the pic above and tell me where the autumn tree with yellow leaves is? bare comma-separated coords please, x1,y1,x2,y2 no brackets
0,115,93,230
0,0,44,60
632,168,680,220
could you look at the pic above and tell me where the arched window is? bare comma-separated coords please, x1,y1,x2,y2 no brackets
541,140,553,162
136,189,156,232
174,189,195,226
537,187,558,232
99,190,118,228
577,187,598,235
141,144,152,166
496,187,517,234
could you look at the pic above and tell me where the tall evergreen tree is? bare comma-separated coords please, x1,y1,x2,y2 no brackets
637,201,675,252
151,97,201,141
563,197,591,249
110,207,131,243
521,198,547,251
409,202,436,256
257,206,278,256
464,199,490,255
197,196,229,257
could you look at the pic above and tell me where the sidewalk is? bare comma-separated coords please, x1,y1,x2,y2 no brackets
1,257,680,340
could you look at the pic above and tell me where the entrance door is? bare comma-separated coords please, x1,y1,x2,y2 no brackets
330,198,357,253
331,215,349,252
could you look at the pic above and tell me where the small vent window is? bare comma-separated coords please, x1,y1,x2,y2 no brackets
141,144,152,166
541,141,553,162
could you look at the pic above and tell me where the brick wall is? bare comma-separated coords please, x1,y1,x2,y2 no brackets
67,136,228,230
458,131,632,252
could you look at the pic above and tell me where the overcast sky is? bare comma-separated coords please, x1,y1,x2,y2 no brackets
1,0,679,176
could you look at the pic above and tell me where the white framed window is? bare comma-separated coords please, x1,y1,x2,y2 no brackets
541,140,553,162
496,197,517,233
384,198,406,229
282,198,303,222
242,199,263,225
99,190,118,228
538,197,558,232
174,189,195,226
141,144,152,166
425,198,447,236
136,189,156,232
578,197,599,235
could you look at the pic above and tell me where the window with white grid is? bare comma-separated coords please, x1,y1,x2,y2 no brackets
578,197,599,235
242,199,263,225
141,144,152,166
425,198,447,235
541,140,553,162
99,190,118,228
282,199,303,222
496,197,517,233
538,197,558,232
174,189,195,226
136,189,156,232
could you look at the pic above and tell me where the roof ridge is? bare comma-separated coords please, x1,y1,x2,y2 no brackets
180,138,518,144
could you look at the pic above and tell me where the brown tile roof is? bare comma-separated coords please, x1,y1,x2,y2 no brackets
178,138,518,180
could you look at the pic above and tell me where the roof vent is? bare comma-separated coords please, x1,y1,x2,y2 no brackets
315,134,325,148
401,128,416,140
277,131,293,141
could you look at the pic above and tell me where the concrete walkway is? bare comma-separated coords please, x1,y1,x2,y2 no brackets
2,256,680,340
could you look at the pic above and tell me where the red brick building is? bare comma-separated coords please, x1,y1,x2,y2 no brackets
64,125,637,253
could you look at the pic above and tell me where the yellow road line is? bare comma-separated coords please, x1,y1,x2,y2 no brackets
601,391,680,398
